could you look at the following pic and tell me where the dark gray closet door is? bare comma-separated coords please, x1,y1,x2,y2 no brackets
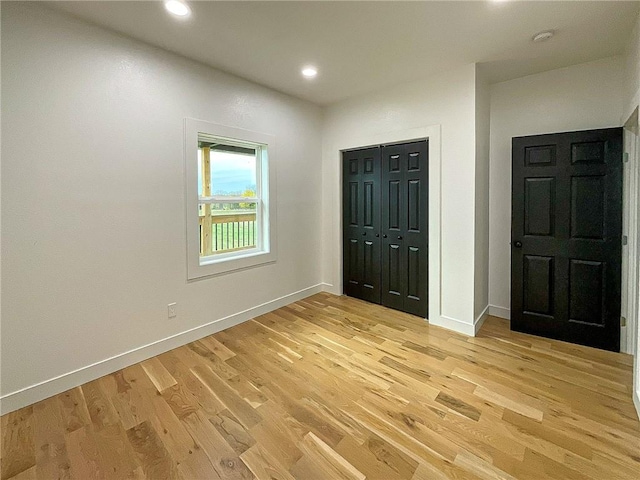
381,141,429,317
342,147,382,304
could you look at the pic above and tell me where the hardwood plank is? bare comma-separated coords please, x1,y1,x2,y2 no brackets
296,431,366,480
191,365,262,429
240,444,295,480
181,410,253,480
146,393,197,463
199,335,237,361
92,424,140,478
335,433,419,480
65,426,105,480
176,448,221,480
1,407,35,480
33,398,72,479
57,387,91,434
4,466,37,480
502,410,592,460
109,386,149,431
82,380,120,429
435,391,482,422
474,386,543,422
140,357,178,393
126,421,179,479
454,449,518,480
209,409,256,455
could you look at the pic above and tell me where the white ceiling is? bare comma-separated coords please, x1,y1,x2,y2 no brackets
49,1,640,106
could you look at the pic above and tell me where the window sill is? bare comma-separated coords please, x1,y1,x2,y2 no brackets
188,248,276,280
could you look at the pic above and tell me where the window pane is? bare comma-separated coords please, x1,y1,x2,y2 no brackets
199,202,257,257
210,150,257,197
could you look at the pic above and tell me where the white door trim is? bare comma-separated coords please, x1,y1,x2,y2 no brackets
623,111,639,356
623,108,640,420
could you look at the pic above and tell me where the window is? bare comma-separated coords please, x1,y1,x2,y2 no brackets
185,119,276,279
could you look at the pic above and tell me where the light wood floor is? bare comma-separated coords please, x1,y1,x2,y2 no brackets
2,293,639,480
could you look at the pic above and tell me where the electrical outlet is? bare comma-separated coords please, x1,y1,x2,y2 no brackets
168,303,177,319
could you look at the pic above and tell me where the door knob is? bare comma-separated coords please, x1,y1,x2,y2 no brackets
375,233,380,237
362,232,366,236
382,234,388,238
514,241,522,248
397,235,403,240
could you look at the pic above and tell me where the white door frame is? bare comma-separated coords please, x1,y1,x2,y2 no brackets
623,111,639,356
622,109,640,419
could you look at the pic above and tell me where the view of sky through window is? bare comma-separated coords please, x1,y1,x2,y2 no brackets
198,150,257,196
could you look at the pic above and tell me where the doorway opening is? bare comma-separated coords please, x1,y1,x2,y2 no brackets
342,140,428,317
511,127,623,351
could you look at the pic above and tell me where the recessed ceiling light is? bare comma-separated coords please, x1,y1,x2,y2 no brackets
532,30,554,43
165,0,191,17
302,66,318,79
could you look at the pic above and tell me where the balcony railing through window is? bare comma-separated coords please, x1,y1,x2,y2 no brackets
199,210,257,255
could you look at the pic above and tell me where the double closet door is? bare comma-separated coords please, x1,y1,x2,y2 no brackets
342,140,428,317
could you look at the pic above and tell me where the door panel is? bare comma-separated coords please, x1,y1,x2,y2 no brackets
388,181,401,230
386,243,402,303
571,141,605,164
346,239,359,290
408,180,421,232
364,181,375,227
524,177,555,236
569,259,604,325
512,127,622,351
362,240,377,294
525,145,556,166
342,147,381,304
348,182,358,226
570,176,605,239
523,255,554,316
407,246,421,300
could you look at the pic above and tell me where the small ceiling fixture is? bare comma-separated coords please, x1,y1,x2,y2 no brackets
532,30,554,43
302,66,318,79
164,0,191,17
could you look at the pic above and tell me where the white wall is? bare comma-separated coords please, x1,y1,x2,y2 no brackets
322,64,481,334
1,3,323,412
622,12,640,419
474,67,490,324
488,56,624,318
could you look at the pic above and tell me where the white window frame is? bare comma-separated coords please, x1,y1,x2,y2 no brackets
185,118,277,280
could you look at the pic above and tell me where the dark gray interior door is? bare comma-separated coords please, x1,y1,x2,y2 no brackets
342,147,382,304
381,141,429,317
511,127,622,351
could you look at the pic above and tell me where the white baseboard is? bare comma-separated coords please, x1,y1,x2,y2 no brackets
429,306,489,338
322,283,340,295
0,283,329,415
488,304,510,320
430,315,476,337
474,305,489,335
634,388,640,421
621,326,630,354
